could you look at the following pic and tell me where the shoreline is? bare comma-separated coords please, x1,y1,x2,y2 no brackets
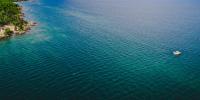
0,0,36,40
0,22,37,39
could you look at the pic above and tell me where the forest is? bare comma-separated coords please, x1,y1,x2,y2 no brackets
0,0,27,30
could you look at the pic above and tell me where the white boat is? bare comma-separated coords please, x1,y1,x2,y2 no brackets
173,51,181,56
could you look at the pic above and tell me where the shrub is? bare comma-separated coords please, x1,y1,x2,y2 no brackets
4,28,13,36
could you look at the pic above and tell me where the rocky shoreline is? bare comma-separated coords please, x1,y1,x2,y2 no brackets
0,0,36,39
0,21,36,39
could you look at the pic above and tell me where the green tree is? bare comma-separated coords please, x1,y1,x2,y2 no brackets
4,28,13,36
0,0,27,29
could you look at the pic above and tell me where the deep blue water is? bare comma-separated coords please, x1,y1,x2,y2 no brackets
0,0,200,100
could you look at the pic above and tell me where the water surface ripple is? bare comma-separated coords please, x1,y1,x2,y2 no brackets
0,0,200,100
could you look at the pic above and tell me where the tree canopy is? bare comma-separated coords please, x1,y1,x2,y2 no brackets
0,0,27,29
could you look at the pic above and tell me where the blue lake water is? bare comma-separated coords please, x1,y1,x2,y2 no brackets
0,0,200,99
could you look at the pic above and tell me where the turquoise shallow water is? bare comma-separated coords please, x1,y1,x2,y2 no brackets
0,0,200,100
